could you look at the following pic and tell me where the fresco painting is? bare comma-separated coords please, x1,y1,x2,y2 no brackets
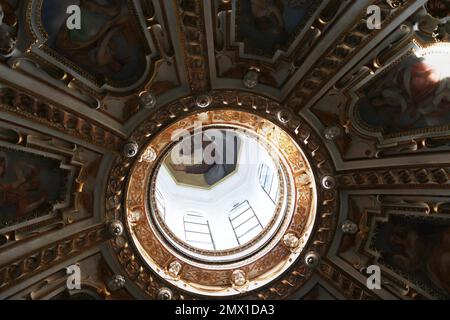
356,51,450,134
372,215,450,297
40,0,147,86
237,0,317,56
0,147,66,226
165,130,240,188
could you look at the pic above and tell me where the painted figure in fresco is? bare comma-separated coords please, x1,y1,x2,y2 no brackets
434,77,450,107
250,0,285,34
426,0,450,19
428,229,450,294
249,0,309,35
239,0,311,55
171,131,239,186
360,56,450,133
379,222,450,295
55,0,130,73
0,152,48,218
387,225,425,272
0,2,17,57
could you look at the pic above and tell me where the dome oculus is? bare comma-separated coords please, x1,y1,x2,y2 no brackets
124,109,317,296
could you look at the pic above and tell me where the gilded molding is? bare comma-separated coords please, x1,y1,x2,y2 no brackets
0,85,123,150
104,90,339,299
0,225,108,292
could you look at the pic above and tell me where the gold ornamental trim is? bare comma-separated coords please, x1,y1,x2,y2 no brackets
125,109,315,296
105,90,338,299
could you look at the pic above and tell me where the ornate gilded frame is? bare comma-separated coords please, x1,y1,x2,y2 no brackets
105,90,339,299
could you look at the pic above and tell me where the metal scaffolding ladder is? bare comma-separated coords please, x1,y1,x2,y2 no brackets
228,200,263,245
183,212,216,250
155,188,166,220
258,163,279,204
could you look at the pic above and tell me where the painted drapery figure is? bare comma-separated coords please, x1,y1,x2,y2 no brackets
41,0,146,85
374,216,450,297
0,149,65,225
0,151,47,218
357,54,450,134
238,0,313,56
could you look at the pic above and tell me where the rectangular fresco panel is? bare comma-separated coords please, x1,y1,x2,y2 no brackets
237,0,319,56
0,147,67,227
356,49,450,134
372,215,450,298
40,0,147,86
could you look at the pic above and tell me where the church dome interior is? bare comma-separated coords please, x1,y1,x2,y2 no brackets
0,0,450,301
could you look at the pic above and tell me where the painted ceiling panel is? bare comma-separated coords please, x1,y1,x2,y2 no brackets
235,0,320,57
